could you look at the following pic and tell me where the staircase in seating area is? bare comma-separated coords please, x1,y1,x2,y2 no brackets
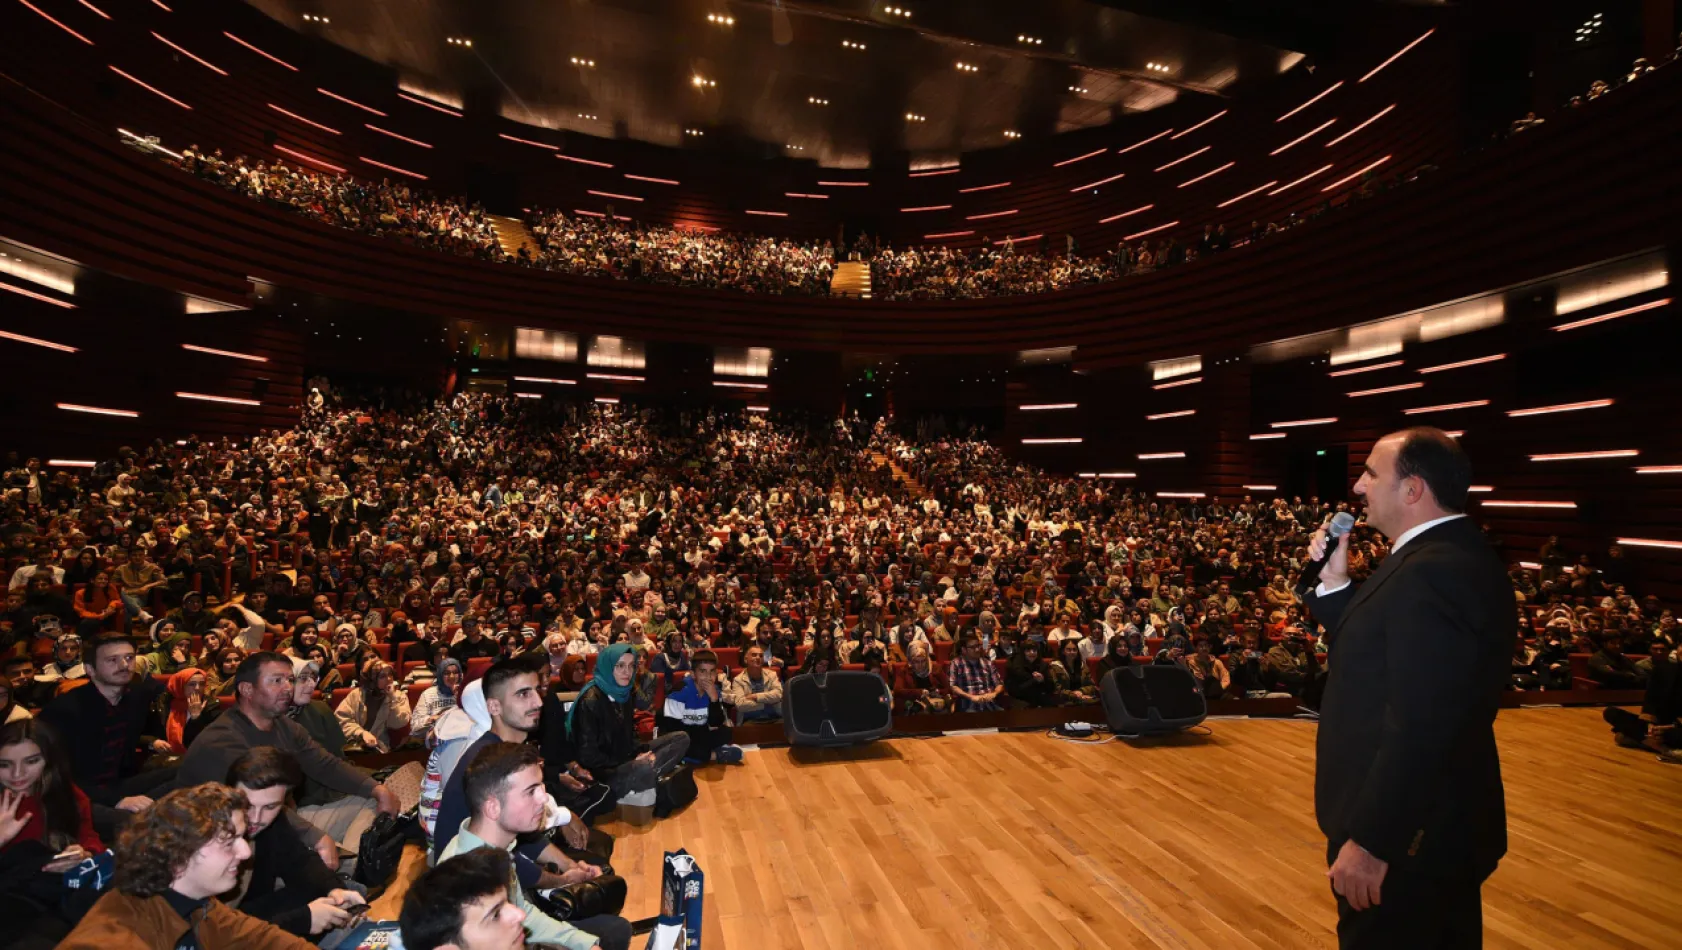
490,215,540,260
869,450,927,499
830,260,872,299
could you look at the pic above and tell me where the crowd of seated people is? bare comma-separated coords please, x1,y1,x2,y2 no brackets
1508,41,1681,136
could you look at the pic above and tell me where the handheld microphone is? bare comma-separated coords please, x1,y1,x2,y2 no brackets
1297,512,1356,595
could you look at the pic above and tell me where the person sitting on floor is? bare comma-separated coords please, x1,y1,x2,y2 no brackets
657,649,742,765
1589,632,1647,689
570,644,691,806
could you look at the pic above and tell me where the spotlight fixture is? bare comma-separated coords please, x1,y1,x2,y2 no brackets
884,5,911,17
570,56,596,67
691,75,717,88
1003,130,1020,139
786,143,804,150
576,112,598,120
955,62,979,73
842,39,867,50
706,13,735,26
446,37,473,48
1016,35,1043,46
1068,85,1088,93
807,96,830,105
1145,62,1171,73
684,127,704,136
301,13,329,24
905,112,926,122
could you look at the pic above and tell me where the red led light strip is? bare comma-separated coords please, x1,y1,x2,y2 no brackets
360,157,427,179
959,182,1010,193
1124,221,1179,241
18,0,93,44
365,124,431,148
1054,148,1106,167
1325,105,1395,147
558,154,613,168
1480,500,1577,509
1271,118,1336,155
58,402,136,417
1328,360,1403,377
398,92,462,116
1070,171,1125,192
1347,382,1424,397
924,230,974,239
0,327,76,348
152,33,227,75
1178,162,1234,188
274,144,345,172
966,210,1018,220
1099,204,1153,224
587,190,642,201
1117,129,1174,154
1322,156,1390,192
900,205,952,212
1552,297,1670,332
1417,353,1506,373
1402,399,1489,415
269,103,340,134
224,32,298,71
1217,181,1279,208
1152,376,1200,389
1505,399,1613,417
1615,538,1682,550
1138,452,1186,459
177,391,261,406
1530,450,1638,461
1155,147,1210,172
1170,110,1226,139
784,192,829,199
182,344,268,362
499,133,557,150
816,181,868,187
1276,81,1342,122
625,174,680,185
1023,438,1085,445
318,88,385,116
75,0,109,18
745,210,788,217
0,282,76,309
1146,410,1196,420
1270,417,1337,428
109,66,192,109
1269,164,1333,195
909,167,960,178
1361,29,1435,83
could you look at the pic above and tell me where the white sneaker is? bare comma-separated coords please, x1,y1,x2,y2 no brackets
139,611,155,624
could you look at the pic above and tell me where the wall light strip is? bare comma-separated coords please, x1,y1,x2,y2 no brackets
1158,492,1207,499
745,210,789,217
268,103,339,134
746,405,770,412
1361,29,1435,83
1070,172,1126,193
1117,128,1174,154
397,92,462,116
513,376,577,385
900,205,953,212
0,280,76,309
58,402,137,417
1529,449,1638,461
1178,161,1234,188
959,181,1011,193
223,32,297,71
712,380,769,390
499,133,557,150
1552,297,1670,332
1170,110,1227,139
1099,472,1136,479
1124,221,1179,241
1022,438,1084,444
924,230,974,239
625,174,680,185
17,0,93,44
1243,484,1278,490
1614,537,1682,550
1636,466,1682,474
1271,119,1337,155
1153,376,1201,389
365,124,432,148
361,157,427,179
1402,399,1488,414
1480,501,1578,509
152,33,227,75
1138,452,1186,459
587,190,643,202
1322,156,1391,192
109,66,192,110
48,459,95,468
557,153,613,168
1417,353,1506,374
1469,486,1494,492
1269,163,1333,195
514,393,543,400
594,397,620,404
273,144,345,172
816,180,868,187
1018,403,1078,411
1054,148,1107,167
1276,81,1343,122
784,192,829,199
909,167,960,178
1217,181,1279,208
1250,433,1286,440
1270,417,1337,428
1506,399,1613,417
1147,410,1197,420
1324,104,1395,147
1329,359,1403,377
0,328,76,350
177,391,261,406
1347,381,1424,397
966,209,1018,220
586,373,645,382
1155,146,1209,172
181,343,267,362
318,88,385,116
1100,204,1153,224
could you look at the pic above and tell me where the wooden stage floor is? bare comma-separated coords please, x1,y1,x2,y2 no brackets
372,707,1682,949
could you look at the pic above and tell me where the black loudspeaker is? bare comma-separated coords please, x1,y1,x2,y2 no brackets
781,671,892,747
1099,665,1207,737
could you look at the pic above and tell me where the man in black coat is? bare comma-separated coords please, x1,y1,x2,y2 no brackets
1303,427,1513,949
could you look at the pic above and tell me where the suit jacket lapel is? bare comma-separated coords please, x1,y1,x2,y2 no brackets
1334,542,1426,634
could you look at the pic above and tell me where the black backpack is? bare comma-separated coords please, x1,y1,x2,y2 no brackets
530,873,628,921
653,764,698,818
353,811,413,898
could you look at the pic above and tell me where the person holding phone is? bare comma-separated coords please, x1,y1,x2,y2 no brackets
0,718,108,947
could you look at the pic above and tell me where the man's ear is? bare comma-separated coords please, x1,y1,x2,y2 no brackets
484,695,502,720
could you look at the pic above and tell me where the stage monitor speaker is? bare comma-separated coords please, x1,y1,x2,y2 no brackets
1100,665,1207,737
781,671,892,747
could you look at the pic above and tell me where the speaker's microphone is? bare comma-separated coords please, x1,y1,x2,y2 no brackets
1298,512,1357,595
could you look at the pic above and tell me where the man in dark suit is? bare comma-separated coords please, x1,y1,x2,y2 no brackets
1304,427,1514,949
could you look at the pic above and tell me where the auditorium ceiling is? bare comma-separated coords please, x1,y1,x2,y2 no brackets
244,0,1307,168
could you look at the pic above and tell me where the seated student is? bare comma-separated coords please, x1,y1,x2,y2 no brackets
1186,637,1231,701
159,667,224,755
420,679,488,852
725,645,783,722
223,748,366,939
570,644,691,803
1005,639,1057,707
1094,633,1133,683
334,660,411,753
648,632,691,691
0,719,107,949
0,670,31,724
436,743,629,950
948,634,1005,712
6,654,53,712
536,669,620,830
58,783,316,950
657,649,742,765
402,849,595,950
410,657,464,745
1050,639,1099,705
1589,633,1647,689
893,642,951,714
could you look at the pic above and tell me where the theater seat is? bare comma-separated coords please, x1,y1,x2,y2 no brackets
713,647,740,669
465,657,494,682
934,641,954,663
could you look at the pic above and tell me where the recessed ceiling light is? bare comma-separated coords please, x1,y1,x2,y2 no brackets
706,13,735,26
1003,130,1020,139
577,112,598,120
1069,85,1088,93
446,37,473,48
570,56,596,67
884,5,911,17
684,127,704,136
905,112,926,122
691,75,716,88
842,39,867,50
302,13,329,24
807,96,829,105
1016,35,1042,46
786,144,804,150
955,62,979,73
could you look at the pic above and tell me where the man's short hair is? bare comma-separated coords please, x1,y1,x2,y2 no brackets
226,747,302,792
89,635,137,663
116,783,248,897
692,649,718,670
399,848,513,950
479,658,533,703
462,742,542,816
233,650,291,696
1392,427,1472,513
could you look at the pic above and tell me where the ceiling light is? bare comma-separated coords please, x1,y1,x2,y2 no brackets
577,112,598,120
691,75,716,88
446,37,473,48
1003,130,1019,139
905,113,926,122
1068,85,1088,93
684,128,704,136
807,97,829,105
1017,35,1042,46
842,40,867,50
884,5,911,17
570,56,596,67
955,62,979,73
302,13,329,24
706,13,735,26
786,143,804,150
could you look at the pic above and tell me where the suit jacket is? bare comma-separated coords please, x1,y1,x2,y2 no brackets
1303,516,1513,881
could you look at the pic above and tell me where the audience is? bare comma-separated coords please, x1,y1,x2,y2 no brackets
655,649,742,765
